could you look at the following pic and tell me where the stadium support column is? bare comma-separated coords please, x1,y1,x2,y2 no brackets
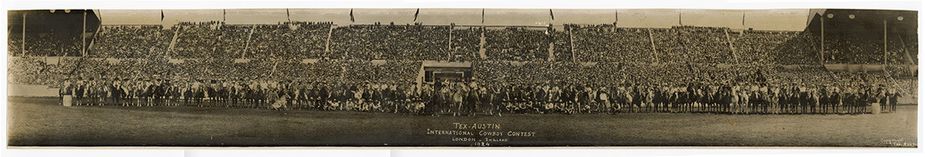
819,15,825,65
896,32,915,64
883,20,888,65
88,24,101,55
448,26,454,61
325,24,334,57
7,26,11,46
242,25,256,59
341,28,348,60
548,41,555,62
548,26,555,62
21,13,26,56
167,28,181,58
724,29,737,63
568,26,576,62
82,10,87,56
479,27,487,59
648,29,659,63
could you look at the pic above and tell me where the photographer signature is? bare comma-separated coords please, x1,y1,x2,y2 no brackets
882,138,915,147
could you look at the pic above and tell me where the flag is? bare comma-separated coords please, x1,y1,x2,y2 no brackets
549,9,555,21
160,10,165,22
741,11,746,26
413,8,420,21
481,8,485,24
349,9,355,22
678,11,682,25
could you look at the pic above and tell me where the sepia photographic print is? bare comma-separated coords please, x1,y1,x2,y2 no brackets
5,8,919,147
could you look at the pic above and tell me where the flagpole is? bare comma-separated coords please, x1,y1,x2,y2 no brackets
481,8,485,24
742,10,746,29
549,9,555,21
413,8,420,22
678,10,682,26
615,9,619,26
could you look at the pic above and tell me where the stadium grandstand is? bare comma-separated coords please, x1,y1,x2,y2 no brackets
7,9,917,115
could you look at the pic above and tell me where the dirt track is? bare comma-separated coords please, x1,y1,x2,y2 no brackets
7,97,917,147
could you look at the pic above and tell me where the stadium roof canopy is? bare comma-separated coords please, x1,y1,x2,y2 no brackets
9,9,100,33
96,9,815,31
805,9,917,35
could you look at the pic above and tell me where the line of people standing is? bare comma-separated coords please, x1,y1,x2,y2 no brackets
59,77,902,115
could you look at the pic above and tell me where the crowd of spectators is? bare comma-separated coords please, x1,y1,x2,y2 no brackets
892,78,917,100
40,57,422,88
332,23,451,61
9,36,22,56
344,60,421,82
571,24,652,62
674,26,735,63
551,30,572,62
733,30,800,64
472,61,769,87
20,21,902,66
473,61,581,84
690,64,769,84
8,57,51,85
885,64,916,78
769,32,911,65
10,33,82,57
765,65,833,84
172,21,224,58
10,22,918,113
449,26,482,61
650,28,686,63
8,57,104,87
250,24,294,59
825,33,918,64
219,25,251,59
905,37,918,62
824,33,885,64
274,60,342,82
772,33,820,65
89,25,172,58
249,22,332,59
483,27,549,61
884,38,915,64
288,22,334,59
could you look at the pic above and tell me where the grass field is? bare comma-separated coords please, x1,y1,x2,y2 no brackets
7,97,917,147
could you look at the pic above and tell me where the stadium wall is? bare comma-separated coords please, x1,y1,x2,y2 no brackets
8,84,59,97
